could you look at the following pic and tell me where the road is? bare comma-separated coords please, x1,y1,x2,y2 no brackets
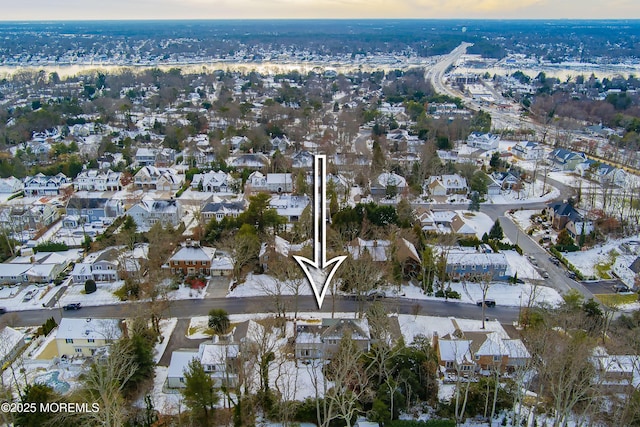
424,42,473,100
7,295,520,328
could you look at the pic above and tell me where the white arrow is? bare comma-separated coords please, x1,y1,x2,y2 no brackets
294,155,347,309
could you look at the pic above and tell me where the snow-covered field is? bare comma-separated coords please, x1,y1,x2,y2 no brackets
563,237,639,280
503,250,542,280
228,273,313,298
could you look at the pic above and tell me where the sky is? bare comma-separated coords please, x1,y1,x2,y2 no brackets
2,0,639,20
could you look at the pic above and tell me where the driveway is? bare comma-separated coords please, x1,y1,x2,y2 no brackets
158,318,210,367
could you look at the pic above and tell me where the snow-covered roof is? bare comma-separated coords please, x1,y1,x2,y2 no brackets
439,339,473,364
199,342,239,366
169,245,216,262
347,238,390,262
56,318,122,341
167,350,199,379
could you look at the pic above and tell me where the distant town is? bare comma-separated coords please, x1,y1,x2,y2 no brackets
0,19,639,427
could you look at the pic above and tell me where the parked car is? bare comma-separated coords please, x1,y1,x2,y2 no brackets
366,290,386,301
566,271,577,279
541,271,550,279
63,303,82,311
549,257,560,266
0,307,6,315
613,284,631,293
477,299,496,307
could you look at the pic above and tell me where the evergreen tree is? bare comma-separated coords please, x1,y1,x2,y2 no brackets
489,219,504,240
468,192,481,212
182,359,219,426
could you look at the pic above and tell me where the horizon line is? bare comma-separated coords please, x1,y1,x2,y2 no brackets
1,17,640,23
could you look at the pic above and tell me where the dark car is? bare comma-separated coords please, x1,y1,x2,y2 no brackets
0,307,6,315
613,284,631,293
549,257,560,266
367,290,386,301
477,299,496,307
63,303,81,311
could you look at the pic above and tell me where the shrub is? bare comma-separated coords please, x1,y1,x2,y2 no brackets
84,279,97,294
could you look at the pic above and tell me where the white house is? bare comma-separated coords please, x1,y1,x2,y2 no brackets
269,195,309,222
0,177,24,194
134,166,183,191
23,173,69,196
512,141,545,160
427,174,468,196
74,169,123,192
191,171,236,193
467,132,500,150
246,172,293,194
127,199,182,230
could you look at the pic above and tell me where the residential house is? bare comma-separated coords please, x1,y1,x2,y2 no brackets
269,195,309,222
229,153,270,170
294,318,371,360
167,350,199,388
270,136,291,152
427,174,468,197
73,169,123,192
347,238,390,262
371,172,407,198
612,255,640,290
65,196,124,224
292,150,314,169
575,159,627,187
165,241,216,276
492,171,522,191
0,264,31,285
71,247,121,284
127,198,182,230
592,348,640,391
246,172,293,194
548,148,586,171
55,318,122,358
167,322,248,389
200,200,246,223
444,248,509,281
511,141,545,160
0,177,23,193
435,330,530,375
198,339,241,387
0,327,26,366
133,166,183,191
259,235,307,272
450,214,478,237
23,173,69,196
467,132,500,150
9,252,71,284
135,147,157,166
435,333,475,374
191,171,236,193
545,202,594,239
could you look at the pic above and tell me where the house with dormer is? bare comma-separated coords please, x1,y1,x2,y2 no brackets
545,202,594,239
134,166,183,191
427,174,468,197
200,200,246,223
165,241,216,276
467,132,500,150
575,159,627,187
0,177,23,194
371,172,408,198
191,171,236,193
294,318,371,360
127,198,182,230
512,141,544,160
229,153,270,170
74,169,123,192
24,173,69,196
269,194,309,222
548,148,586,171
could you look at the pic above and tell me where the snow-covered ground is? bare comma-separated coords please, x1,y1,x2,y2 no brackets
485,178,560,205
503,250,542,280
563,237,640,280
456,210,494,239
228,273,313,298
154,318,178,363
0,283,60,311
228,270,560,310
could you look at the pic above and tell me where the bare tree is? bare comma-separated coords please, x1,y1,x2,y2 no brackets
72,340,138,427
324,334,371,427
